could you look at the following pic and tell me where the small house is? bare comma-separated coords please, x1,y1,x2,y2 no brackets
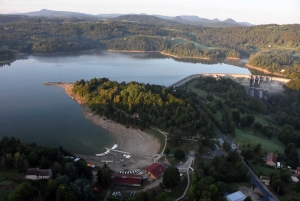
25,168,52,180
145,163,167,179
266,153,277,167
133,113,139,118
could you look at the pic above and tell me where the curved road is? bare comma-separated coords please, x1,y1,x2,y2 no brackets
195,103,278,201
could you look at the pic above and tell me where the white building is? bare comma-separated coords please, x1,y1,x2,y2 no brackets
225,191,246,201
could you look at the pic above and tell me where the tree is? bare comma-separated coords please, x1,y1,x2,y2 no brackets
253,143,261,153
97,164,113,188
28,152,39,166
280,171,292,182
223,141,231,152
64,162,79,181
164,148,170,156
163,167,180,187
254,122,262,130
69,178,93,201
174,149,185,160
245,196,252,201
39,156,50,169
246,115,255,126
7,182,34,201
155,192,175,201
242,149,254,160
278,124,294,144
135,191,150,201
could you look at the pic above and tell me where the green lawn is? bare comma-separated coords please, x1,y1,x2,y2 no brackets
226,182,251,194
249,163,281,177
213,110,223,123
234,128,285,154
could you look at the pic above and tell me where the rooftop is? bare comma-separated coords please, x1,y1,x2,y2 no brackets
145,163,167,178
225,191,246,201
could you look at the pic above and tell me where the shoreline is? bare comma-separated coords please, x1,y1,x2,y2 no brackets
55,83,160,159
246,64,285,77
107,49,212,60
226,57,240,60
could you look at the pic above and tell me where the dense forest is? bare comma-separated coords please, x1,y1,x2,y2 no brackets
72,78,209,136
189,151,249,201
0,49,14,61
0,16,299,59
0,136,96,201
105,36,169,51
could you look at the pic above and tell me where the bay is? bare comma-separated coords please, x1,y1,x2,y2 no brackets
0,51,250,155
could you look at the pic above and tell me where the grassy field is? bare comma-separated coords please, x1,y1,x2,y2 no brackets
213,110,223,123
249,163,281,176
234,128,285,154
226,182,251,194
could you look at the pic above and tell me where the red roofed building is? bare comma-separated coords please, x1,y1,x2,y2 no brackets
266,153,277,167
145,163,167,179
113,173,142,186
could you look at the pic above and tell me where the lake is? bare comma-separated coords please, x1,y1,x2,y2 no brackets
0,51,251,155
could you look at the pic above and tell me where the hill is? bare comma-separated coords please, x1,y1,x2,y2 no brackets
114,14,180,25
19,9,96,18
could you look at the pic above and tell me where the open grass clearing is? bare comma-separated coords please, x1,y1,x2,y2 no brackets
234,128,285,154
249,163,281,176
226,182,251,194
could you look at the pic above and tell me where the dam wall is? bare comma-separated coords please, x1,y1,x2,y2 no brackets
169,73,291,97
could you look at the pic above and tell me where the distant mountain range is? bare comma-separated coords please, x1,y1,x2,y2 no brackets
9,9,254,27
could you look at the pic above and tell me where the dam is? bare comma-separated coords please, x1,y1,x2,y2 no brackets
169,73,291,98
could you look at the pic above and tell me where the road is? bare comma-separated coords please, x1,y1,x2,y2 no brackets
175,156,194,201
195,103,278,201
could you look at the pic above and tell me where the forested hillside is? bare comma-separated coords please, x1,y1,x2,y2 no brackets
0,16,299,57
0,136,95,200
72,78,208,135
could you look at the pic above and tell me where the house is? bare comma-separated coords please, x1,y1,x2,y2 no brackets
25,168,52,180
266,153,277,167
113,173,142,186
145,163,167,179
133,113,139,118
260,176,270,185
225,191,246,201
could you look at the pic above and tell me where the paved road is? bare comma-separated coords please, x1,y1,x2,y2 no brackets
195,103,278,201
175,156,194,201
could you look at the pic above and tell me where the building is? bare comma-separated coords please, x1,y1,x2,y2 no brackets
25,168,52,180
225,191,246,201
113,173,142,186
145,163,167,179
297,167,300,174
260,176,270,185
266,153,277,167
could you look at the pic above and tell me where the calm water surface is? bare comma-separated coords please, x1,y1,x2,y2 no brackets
0,51,250,155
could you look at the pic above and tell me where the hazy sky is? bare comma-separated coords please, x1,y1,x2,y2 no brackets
0,0,299,24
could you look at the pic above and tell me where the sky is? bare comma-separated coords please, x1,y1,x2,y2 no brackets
0,0,299,24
